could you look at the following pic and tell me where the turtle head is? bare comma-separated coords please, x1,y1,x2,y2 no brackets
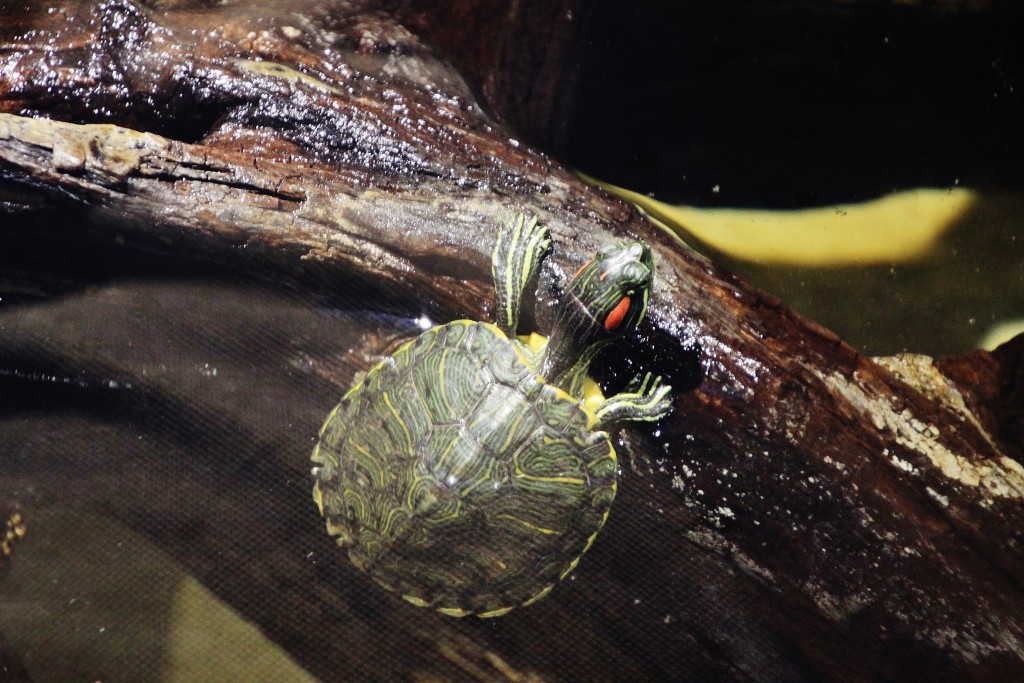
541,241,655,390
571,241,654,337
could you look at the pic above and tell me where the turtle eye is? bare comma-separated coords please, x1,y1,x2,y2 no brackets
604,295,632,332
623,262,649,287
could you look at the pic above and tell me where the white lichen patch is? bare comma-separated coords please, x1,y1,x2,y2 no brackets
925,486,950,507
802,579,876,622
715,506,736,519
916,602,1024,666
890,455,917,474
232,59,342,95
823,455,847,472
684,529,778,587
820,364,1024,501
875,353,999,452
0,113,167,183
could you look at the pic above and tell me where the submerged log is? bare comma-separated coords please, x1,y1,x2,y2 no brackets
0,1,1022,681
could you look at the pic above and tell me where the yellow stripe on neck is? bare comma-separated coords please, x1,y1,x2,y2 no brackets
519,332,605,416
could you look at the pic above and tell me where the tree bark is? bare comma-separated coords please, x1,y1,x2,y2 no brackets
0,2,1022,682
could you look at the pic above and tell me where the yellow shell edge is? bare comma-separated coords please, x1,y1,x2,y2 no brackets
518,332,606,424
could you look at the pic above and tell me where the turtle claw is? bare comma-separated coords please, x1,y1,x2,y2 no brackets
492,212,552,339
595,372,674,426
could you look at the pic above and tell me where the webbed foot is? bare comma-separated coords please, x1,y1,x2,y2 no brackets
491,213,552,339
595,372,673,426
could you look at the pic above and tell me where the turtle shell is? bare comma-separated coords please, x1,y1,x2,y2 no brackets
312,320,618,617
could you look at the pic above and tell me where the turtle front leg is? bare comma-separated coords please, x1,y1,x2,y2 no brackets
491,213,552,339
595,373,673,426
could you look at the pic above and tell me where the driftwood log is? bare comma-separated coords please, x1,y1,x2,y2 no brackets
1,1,1022,681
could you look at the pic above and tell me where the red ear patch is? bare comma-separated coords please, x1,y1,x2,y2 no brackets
604,296,632,331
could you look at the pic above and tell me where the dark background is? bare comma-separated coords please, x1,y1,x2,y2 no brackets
562,1,1024,207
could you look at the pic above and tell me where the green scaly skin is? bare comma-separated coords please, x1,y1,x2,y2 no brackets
312,213,672,617
491,212,552,340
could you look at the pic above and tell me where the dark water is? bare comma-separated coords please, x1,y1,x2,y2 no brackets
565,1,1024,208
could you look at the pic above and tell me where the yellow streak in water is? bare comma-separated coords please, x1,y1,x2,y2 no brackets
599,180,976,266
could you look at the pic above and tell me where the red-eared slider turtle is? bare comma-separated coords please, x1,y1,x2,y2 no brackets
312,213,673,617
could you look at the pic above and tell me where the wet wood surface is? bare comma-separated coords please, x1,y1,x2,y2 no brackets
0,2,1022,681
